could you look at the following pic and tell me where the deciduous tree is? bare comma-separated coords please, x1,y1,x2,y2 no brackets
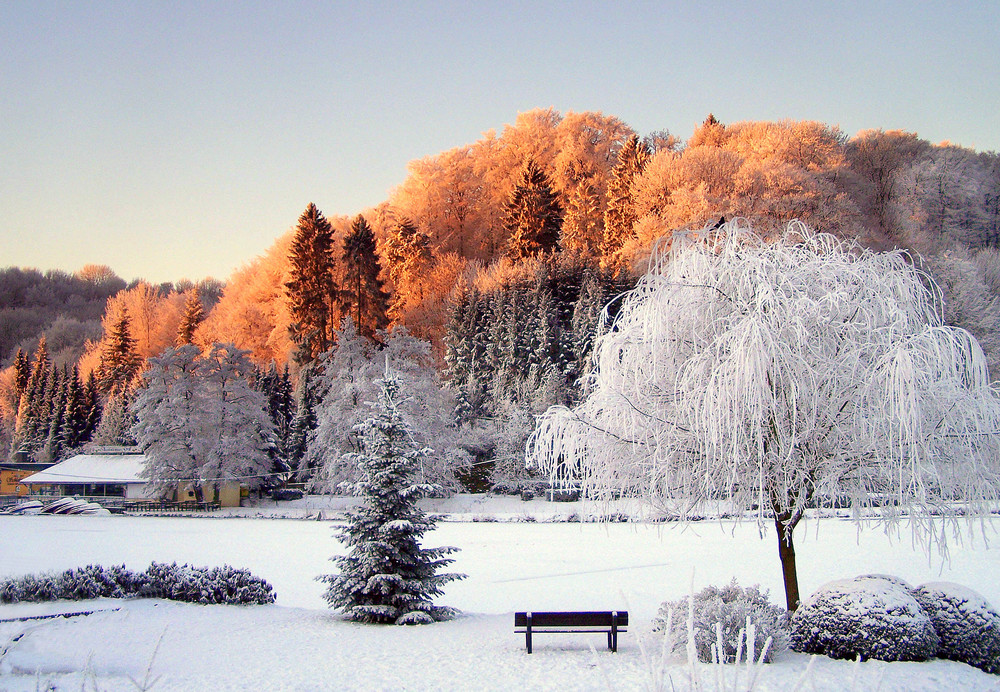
529,220,1000,612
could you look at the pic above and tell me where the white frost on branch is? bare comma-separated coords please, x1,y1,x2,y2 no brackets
527,220,1000,540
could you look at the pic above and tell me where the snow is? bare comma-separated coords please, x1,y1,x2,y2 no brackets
17,453,146,485
2,500,999,690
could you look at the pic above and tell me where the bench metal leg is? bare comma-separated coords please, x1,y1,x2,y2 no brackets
526,614,532,654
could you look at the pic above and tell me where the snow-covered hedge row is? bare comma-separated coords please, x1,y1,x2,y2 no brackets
136,562,277,605
791,575,1000,673
0,562,275,606
913,582,1000,675
654,579,789,663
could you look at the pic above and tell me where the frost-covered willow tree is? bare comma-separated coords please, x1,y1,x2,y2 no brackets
527,220,1000,611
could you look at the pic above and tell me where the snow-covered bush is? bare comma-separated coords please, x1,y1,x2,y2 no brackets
138,562,276,605
0,564,137,603
790,576,939,661
0,563,274,606
653,579,789,663
913,582,1000,674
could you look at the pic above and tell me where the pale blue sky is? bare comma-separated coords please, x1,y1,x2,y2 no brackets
2,1,997,283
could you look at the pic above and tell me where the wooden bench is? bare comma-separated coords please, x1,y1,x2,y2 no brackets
514,611,628,654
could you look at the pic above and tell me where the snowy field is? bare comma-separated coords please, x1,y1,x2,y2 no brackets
2,503,1000,690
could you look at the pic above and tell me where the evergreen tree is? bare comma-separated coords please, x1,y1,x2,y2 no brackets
58,365,90,452
97,314,141,396
601,134,650,273
255,362,295,474
12,348,29,402
319,372,465,624
285,203,337,363
571,268,609,378
176,287,205,345
341,215,390,340
289,365,320,479
40,368,68,462
503,159,563,260
11,339,51,457
81,372,101,443
91,390,136,447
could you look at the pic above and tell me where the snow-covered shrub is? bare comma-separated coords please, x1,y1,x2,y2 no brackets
913,582,1000,674
653,579,789,663
0,563,274,606
0,565,136,604
790,576,939,661
0,573,59,604
56,564,137,600
138,562,276,605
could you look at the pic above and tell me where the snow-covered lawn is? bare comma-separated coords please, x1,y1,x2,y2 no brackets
2,503,999,690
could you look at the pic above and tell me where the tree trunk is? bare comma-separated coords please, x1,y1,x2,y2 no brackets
774,513,801,612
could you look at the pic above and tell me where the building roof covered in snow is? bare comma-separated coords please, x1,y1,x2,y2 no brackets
20,453,146,485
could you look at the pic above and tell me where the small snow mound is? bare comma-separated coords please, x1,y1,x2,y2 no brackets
791,575,939,662
914,581,1000,675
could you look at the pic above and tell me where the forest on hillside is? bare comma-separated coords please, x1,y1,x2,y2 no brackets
3,109,1000,493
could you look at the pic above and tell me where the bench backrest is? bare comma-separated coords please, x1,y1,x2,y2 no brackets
514,611,628,627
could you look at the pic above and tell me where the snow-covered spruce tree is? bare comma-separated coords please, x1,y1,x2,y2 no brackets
320,372,464,624
527,219,1000,612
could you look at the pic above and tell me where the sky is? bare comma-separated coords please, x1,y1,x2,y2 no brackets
2,1,997,284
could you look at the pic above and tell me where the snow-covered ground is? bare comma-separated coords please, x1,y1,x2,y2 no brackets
2,497,999,690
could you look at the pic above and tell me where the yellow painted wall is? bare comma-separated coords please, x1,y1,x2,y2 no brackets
0,469,33,496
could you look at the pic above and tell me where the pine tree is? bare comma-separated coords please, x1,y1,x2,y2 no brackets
285,203,337,363
319,372,465,624
11,339,52,457
341,215,390,340
601,134,650,273
97,314,141,396
12,348,29,402
82,372,101,443
58,365,89,452
176,287,205,345
91,390,136,447
40,368,68,462
571,268,609,378
503,159,563,260
289,366,320,478
255,363,295,474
